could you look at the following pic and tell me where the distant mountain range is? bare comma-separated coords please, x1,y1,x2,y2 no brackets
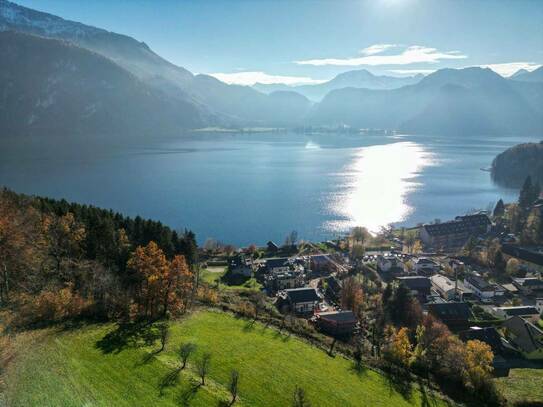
1,0,542,138
511,66,543,83
253,70,424,101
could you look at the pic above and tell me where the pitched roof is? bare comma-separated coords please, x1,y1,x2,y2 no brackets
396,276,431,290
497,306,540,317
428,302,471,321
318,310,357,323
466,275,493,291
423,214,490,237
504,316,543,353
266,257,290,269
285,287,320,303
502,244,543,266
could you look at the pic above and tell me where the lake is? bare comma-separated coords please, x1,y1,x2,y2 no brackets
0,132,535,246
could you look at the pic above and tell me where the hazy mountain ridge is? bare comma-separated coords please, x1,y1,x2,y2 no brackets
312,68,543,134
0,31,209,138
253,69,423,101
511,66,543,83
1,0,542,136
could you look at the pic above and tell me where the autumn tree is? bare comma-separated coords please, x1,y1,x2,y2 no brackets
385,326,412,368
43,212,86,274
340,277,364,315
463,340,494,389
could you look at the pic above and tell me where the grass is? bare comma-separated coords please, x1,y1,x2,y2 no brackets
200,267,262,292
3,311,449,407
495,368,543,406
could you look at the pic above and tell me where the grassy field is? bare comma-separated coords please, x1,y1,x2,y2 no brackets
200,267,262,291
495,368,543,406
3,311,450,407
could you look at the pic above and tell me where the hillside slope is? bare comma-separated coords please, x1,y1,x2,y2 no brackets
3,311,449,407
0,31,210,138
491,141,543,187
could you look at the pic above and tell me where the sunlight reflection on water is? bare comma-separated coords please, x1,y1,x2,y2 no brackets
326,141,437,234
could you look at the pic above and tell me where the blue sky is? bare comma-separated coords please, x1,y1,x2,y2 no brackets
15,0,543,85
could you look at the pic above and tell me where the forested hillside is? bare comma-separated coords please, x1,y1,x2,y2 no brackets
491,142,543,187
0,188,197,323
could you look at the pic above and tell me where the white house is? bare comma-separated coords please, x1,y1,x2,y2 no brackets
411,257,441,275
464,275,505,302
376,255,404,273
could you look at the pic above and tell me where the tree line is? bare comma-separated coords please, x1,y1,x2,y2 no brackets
0,189,197,325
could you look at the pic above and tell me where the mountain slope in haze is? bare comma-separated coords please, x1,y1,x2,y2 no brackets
311,67,543,134
0,0,310,127
0,31,209,138
253,69,423,101
511,66,543,83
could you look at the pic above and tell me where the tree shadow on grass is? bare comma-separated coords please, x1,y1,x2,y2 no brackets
416,379,440,407
349,361,369,377
383,367,413,402
242,320,256,332
178,379,202,407
158,367,182,396
95,321,159,354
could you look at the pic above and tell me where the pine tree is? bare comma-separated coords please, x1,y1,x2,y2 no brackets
493,199,505,217
519,176,538,209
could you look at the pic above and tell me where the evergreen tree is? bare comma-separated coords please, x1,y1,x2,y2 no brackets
493,199,505,217
519,176,538,208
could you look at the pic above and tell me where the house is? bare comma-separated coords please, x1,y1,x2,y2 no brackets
431,274,474,301
491,306,540,321
279,287,320,315
427,302,472,329
512,277,543,296
463,275,505,302
420,213,491,250
502,244,543,270
228,255,252,277
266,257,292,274
323,275,342,302
411,257,441,275
316,310,358,336
395,276,431,303
266,241,279,253
264,271,303,292
503,316,543,360
310,254,337,275
377,254,404,273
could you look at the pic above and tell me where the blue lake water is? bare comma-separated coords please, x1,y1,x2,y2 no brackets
0,132,536,246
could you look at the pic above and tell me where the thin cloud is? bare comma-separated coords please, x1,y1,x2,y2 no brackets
360,43,399,56
208,71,326,86
475,62,541,77
295,45,467,66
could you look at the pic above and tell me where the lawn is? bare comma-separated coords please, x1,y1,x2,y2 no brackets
3,311,450,407
495,368,543,406
200,267,262,292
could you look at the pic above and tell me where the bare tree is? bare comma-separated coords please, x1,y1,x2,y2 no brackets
179,342,197,369
197,352,211,385
229,369,239,404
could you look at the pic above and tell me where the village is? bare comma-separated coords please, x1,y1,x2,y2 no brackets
202,196,543,378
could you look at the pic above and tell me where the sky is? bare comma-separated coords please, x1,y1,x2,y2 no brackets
14,0,543,85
